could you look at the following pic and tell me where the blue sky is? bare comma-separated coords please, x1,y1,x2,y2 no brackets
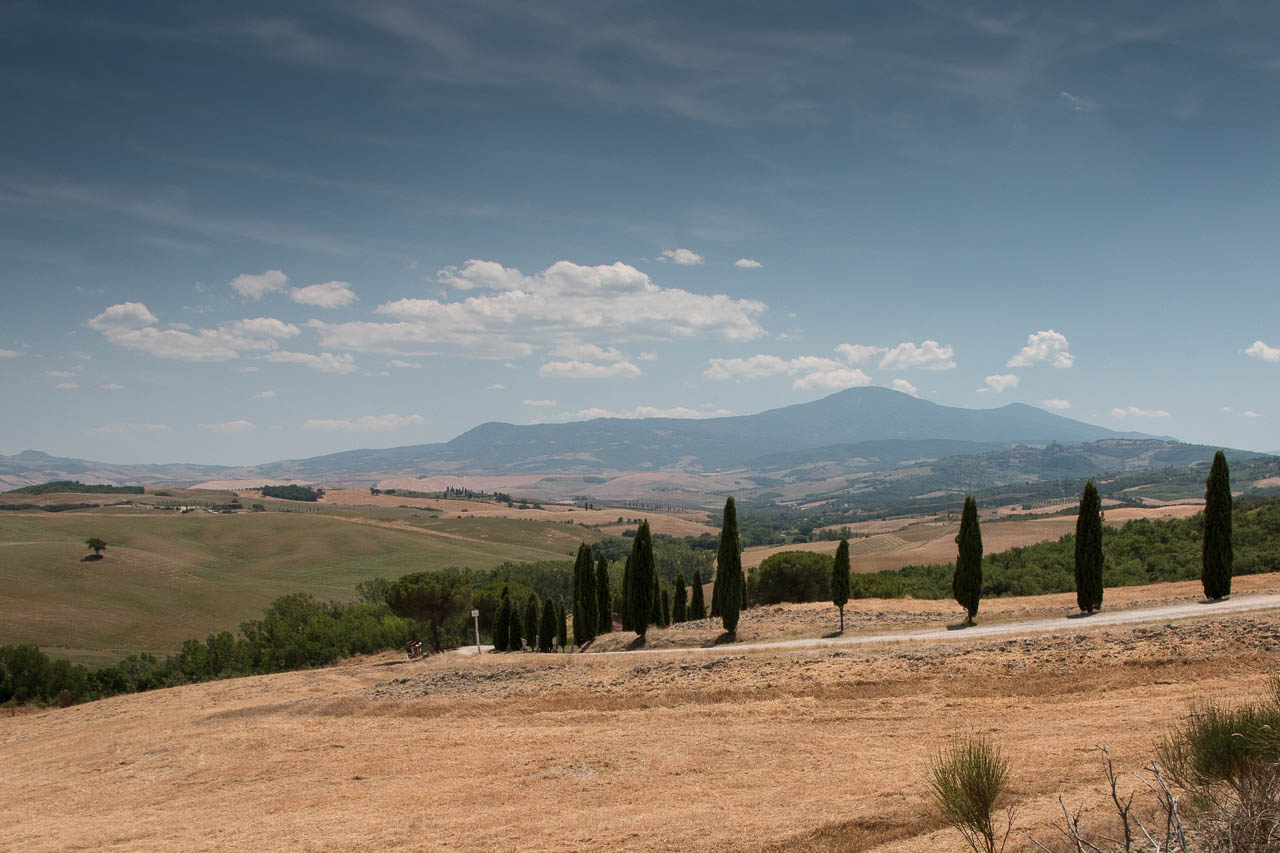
2,1,1278,465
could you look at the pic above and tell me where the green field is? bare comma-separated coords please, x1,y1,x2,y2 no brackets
0,506,596,665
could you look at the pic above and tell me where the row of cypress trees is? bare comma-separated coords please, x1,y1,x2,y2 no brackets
492,587,567,652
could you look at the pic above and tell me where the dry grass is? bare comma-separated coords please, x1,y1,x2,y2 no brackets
4,579,1280,852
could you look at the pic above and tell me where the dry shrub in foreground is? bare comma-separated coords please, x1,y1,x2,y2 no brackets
926,735,1014,853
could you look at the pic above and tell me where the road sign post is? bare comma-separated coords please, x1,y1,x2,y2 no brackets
471,609,481,653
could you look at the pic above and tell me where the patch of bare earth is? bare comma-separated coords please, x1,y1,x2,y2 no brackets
4,576,1280,851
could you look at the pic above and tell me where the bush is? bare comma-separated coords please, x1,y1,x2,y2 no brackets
754,551,832,604
927,735,1011,853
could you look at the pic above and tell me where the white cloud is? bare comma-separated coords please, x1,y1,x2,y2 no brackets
660,248,704,265
290,281,357,309
1059,90,1096,112
200,420,255,433
734,258,763,269
0,349,21,358
538,360,642,379
545,405,732,422
230,269,289,300
704,354,871,391
313,258,765,358
1111,406,1171,418
88,422,170,434
1244,340,1280,362
47,369,80,377
836,343,887,365
878,340,956,371
486,383,506,391
522,399,558,407
387,359,421,369
984,373,1020,393
550,342,626,363
55,382,79,390
1245,410,1261,418
87,302,299,362
302,413,424,431
264,351,358,374
254,390,278,399
1042,398,1072,410
101,383,125,391
1008,330,1074,368
890,378,918,396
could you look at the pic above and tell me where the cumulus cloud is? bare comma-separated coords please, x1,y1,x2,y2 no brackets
87,302,300,362
734,258,763,269
890,378,918,396
704,354,871,391
302,413,424,431
522,399,558,407
1042,398,1072,410
1112,406,1171,418
199,420,255,433
312,259,765,359
983,373,1020,393
1008,330,1074,368
877,340,956,371
88,422,171,434
836,343,887,365
1244,340,1280,362
538,360,642,379
660,248,704,265
290,280,357,309
264,351,358,374
230,269,289,300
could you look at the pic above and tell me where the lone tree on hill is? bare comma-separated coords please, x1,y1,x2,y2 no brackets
620,553,633,631
1074,481,1104,613
493,587,511,651
524,594,539,650
716,496,745,634
538,597,557,652
596,554,612,634
85,537,107,558
571,543,598,647
386,571,472,652
951,495,983,626
557,600,568,649
626,520,656,638
1202,450,1233,601
690,568,707,620
831,537,851,632
673,573,687,623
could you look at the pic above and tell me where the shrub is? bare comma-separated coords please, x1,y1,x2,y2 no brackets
927,735,1011,853
755,550,832,605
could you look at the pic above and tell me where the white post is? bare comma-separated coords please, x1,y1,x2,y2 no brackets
471,609,481,653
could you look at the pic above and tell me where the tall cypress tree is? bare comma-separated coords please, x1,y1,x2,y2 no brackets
1074,481,1104,613
650,571,662,626
1202,450,1233,601
596,554,612,633
952,495,983,625
627,520,656,638
620,553,633,631
831,538,851,632
572,543,597,646
661,588,671,627
673,573,687,623
690,569,707,620
717,496,744,634
507,599,523,650
524,594,539,649
538,597,557,652
493,586,511,651
557,600,568,649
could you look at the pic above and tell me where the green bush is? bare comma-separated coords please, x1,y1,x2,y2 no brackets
754,551,832,604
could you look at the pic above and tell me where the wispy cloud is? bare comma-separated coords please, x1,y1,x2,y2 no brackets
1112,406,1171,418
734,258,763,269
705,354,871,391
1042,398,1071,410
302,413,424,431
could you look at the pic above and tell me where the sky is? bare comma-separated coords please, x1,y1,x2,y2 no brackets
1,1,1278,466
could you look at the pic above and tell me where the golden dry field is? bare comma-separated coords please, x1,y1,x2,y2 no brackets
4,576,1279,852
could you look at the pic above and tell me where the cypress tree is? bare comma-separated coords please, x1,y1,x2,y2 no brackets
1074,481,1104,613
572,543,597,646
620,553,633,631
952,495,983,625
557,601,568,649
627,520,656,638
524,594,539,650
831,538,851,632
1202,450,1233,600
538,597,557,652
673,573,687,623
717,496,744,634
650,571,662,626
710,563,722,619
690,569,707,620
493,587,511,651
661,588,671,627
596,554,612,634
507,599,523,650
